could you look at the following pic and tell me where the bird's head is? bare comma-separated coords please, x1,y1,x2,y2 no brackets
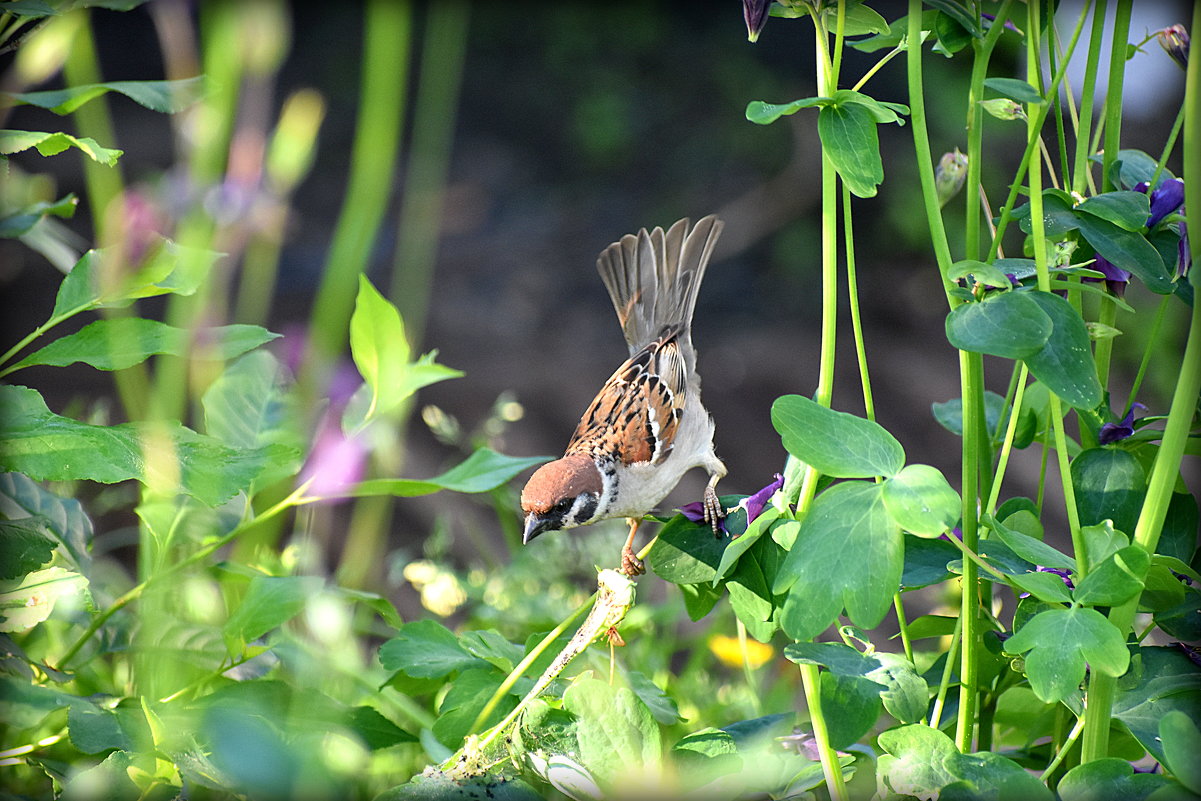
520,453,603,543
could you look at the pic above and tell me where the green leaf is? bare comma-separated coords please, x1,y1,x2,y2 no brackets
983,77,1044,104
459,629,523,673
881,464,961,537
0,193,77,238
713,506,781,582
1004,606,1130,703
1006,571,1073,604
1160,710,1201,793
785,642,927,724
821,672,882,748
933,10,972,55
1075,191,1152,231
379,619,483,679
346,706,418,749
349,278,462,422
945,291,1053,358
0,566,88,632
1074,212,1174,294
818,100,884,198
1022,291,1104,410
1071,448,1147,537
832,90,909,124
901,534,959,589
1015,191,1080,238
771,394,905,478
627,670,683,726
727,535,784,642
4,77,205,115
877,724,1053,801
922,0,982,38
0,385,284,507
342,448,550,499
1107,149,1175,191
1113,646,1201,764
829,3,890,35
201,351,304,488
0,472,93,574
1072,545,1149,606
10,319,279,373
564,674,662,789
648,511,729,585
1058,759,1174,801
947,259,1013,288
931,390,1011,440
988,515,1076,570
776,482,902,639
67,699,137,754
223,574,323,649
0,129,122,165
902,614,958,639
744,96,827,125
0,518,56,579
431,667,515,751
51,242,220,321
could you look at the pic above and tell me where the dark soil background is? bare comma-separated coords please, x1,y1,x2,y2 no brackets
1,0,1194,584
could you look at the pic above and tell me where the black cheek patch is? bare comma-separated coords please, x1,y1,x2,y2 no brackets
574,494,598,524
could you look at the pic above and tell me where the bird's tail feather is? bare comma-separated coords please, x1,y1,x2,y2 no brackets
596,214,723,355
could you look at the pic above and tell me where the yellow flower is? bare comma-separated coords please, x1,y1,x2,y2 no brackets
708,633,774,669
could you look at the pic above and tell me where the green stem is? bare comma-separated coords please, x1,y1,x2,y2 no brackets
1100,0,1132,193
800,663,848,801
1071,0,1106,195
389,0,470,346
1124,295,1170,414
1083,5,1201,762
985,9,1090,262
56,482,313,669
1092,296,1118,389
843,185,873,420
964,0,1014,262
985,364,1030,515
304,0,411,382
1042,714,1087,781
928,613,962,729
893,592,914,663
736,618,763,717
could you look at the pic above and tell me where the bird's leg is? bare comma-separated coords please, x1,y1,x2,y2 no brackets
620,517,645,576
703,469,725,538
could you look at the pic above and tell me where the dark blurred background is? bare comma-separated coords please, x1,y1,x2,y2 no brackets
1,0,1193,581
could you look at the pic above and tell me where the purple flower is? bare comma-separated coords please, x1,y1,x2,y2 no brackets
981,12,1021,34
1085,254,1132,298
1019,566,1075,598
742,0,771,43
300,421,367,498
1158,24,1189,70
678,473,783,534
1176,642,1201,668
737,473,784,523
1099,402,1146,445
1137,178,1185,228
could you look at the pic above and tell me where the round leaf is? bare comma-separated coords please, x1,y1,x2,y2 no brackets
945,291,1053,359
818,100,883,198
1071,448,1147,538
1022,291,1104,410
771,394,905,478
882,464,961,537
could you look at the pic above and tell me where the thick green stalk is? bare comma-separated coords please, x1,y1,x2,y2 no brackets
1081,2,1201,762
1099,0,1131,193
305,0,411,379
1092,0,1132,386
1027,0,1089,578
964,0,1014,262
907,0,980,751
1070,0,1106,195
985,10,1090,261
390,0,470,345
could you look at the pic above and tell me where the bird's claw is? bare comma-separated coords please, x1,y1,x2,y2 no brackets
620,544,645,576
703,485,724,538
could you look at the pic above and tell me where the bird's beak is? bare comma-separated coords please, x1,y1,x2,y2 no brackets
523,513,552,544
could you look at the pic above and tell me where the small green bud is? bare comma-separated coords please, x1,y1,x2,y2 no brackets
980,97,1026,121
935,149,968,208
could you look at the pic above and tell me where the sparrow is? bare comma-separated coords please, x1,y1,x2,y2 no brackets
520,215,727,576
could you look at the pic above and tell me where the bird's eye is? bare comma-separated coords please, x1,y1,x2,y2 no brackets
553,499,573,515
